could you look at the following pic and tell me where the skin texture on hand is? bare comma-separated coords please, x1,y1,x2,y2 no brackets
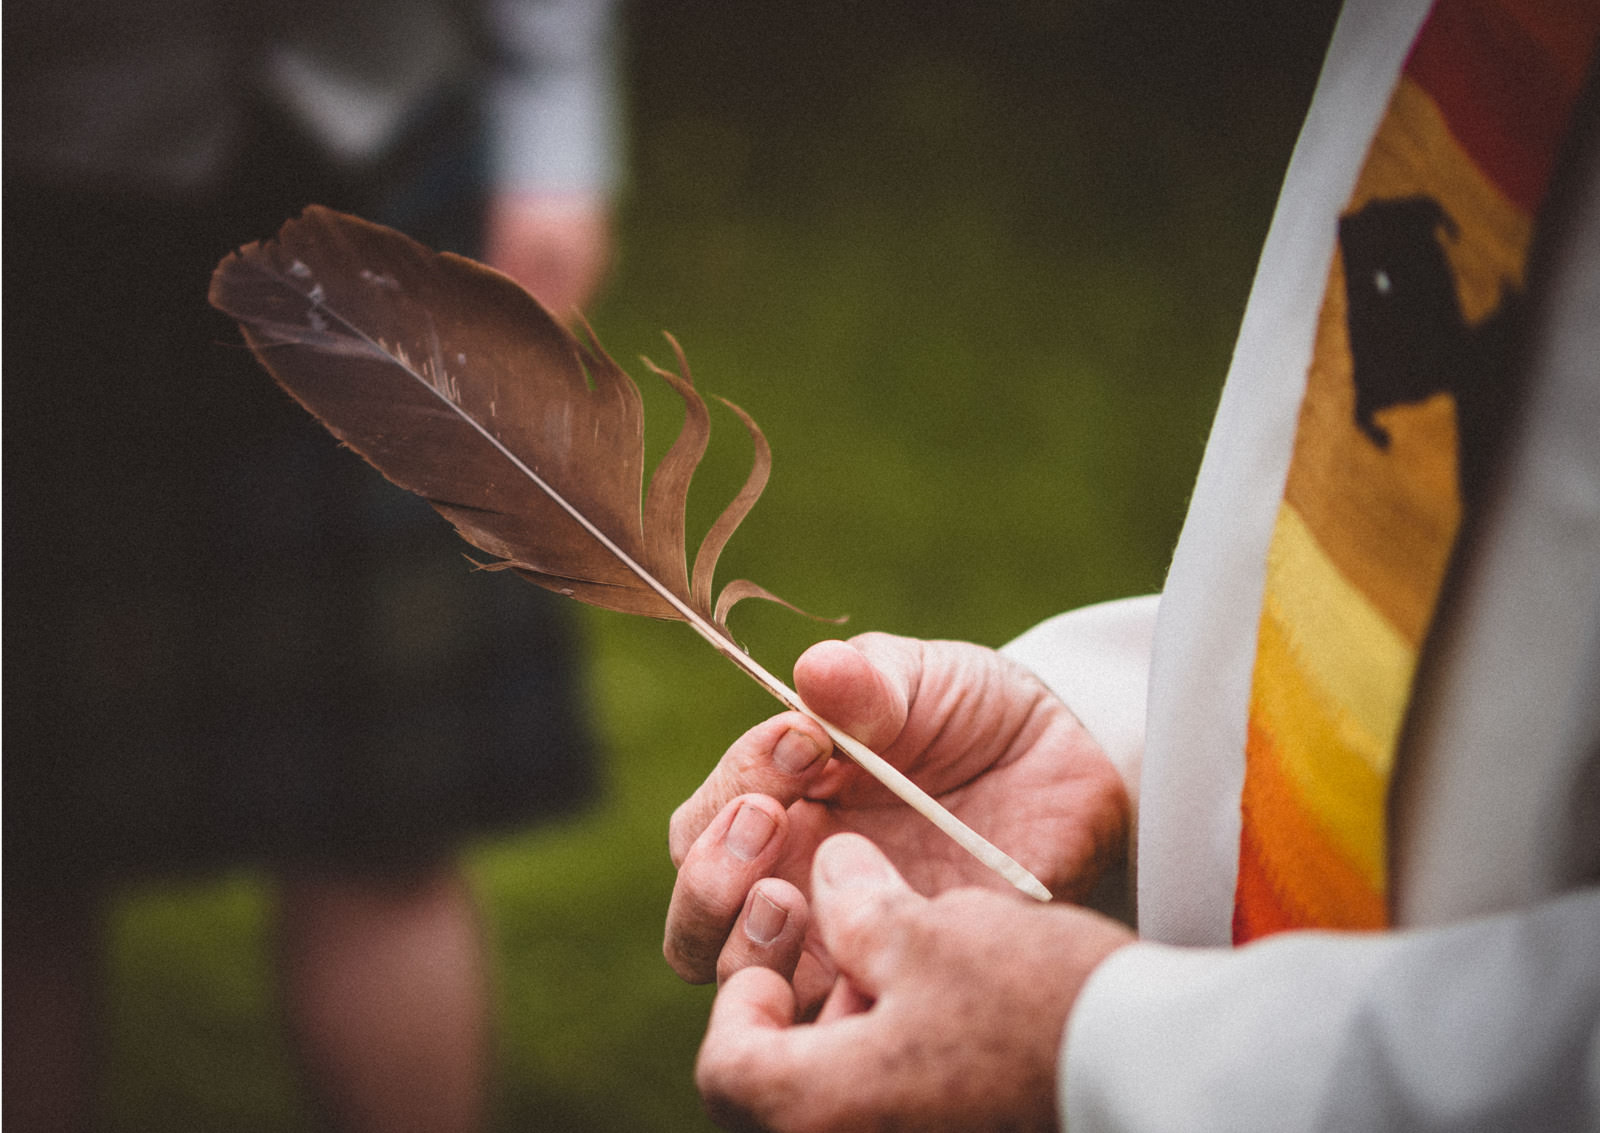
482,192,612,316
694,834,1136,1133
664,631,1130,1021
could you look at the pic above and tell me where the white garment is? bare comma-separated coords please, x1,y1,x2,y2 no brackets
1002,0,1600,1127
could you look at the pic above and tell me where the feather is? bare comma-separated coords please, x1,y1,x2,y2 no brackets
209,206,1049,900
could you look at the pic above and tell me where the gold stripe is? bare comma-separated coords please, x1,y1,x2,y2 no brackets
1262,503,1415,769
1251,604,1392,891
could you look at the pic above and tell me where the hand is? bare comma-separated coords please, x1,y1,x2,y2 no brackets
482,191,612,315
696,833,1135,1132
664,633,1129,1013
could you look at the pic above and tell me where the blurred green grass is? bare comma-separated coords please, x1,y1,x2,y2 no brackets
104,3,1338,1130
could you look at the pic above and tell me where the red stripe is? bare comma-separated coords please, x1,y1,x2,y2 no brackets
1405,0,1600,213
1234,819,1299,943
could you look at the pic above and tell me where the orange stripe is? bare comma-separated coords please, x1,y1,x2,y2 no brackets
1234,820,1297,942
1236,716,1387,940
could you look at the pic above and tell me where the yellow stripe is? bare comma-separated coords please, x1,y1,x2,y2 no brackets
1263,503,1416,773
1254,604,1395,889
1251,609,1391,891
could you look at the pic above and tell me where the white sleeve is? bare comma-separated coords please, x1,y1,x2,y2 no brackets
483,0,625,195
1063,886,1600,1132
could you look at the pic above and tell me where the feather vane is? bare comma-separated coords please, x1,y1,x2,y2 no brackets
208,205,782,635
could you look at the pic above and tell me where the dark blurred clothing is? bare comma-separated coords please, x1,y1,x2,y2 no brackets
4,2,612,892
5,0,623,203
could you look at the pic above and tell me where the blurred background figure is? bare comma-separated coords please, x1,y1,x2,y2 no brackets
4,1,624,1130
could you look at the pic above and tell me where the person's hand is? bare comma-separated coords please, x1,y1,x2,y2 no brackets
696,833,1135,1132
482,191,612,316
664,633,1129,1013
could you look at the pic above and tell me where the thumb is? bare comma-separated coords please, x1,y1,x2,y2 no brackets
792,635,916,755
810,834,923,997
695,966,801,1130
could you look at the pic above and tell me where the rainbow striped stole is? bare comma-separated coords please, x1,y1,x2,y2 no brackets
1234,0,1599,943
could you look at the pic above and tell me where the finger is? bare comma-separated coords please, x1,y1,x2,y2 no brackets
791,946,841,1021
814,973,875,1023
665,795,789,983
715,878,810,986
808,833,923,996
695,965,800,1131
669,713,831,868
792,634,920,754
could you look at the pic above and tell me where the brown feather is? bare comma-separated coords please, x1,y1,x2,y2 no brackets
208,205,804,638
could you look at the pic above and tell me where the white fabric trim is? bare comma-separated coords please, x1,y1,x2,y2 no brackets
1135,0,1435,948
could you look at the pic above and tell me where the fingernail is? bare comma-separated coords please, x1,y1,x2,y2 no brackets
725,803,777,862
773,728,826,776
744,892,789,945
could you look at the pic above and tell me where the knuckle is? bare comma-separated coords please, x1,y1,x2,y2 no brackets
663,862,750,985
694,1030,743,1096
693,1052,739,1116
663,930,716,985
696,1046,772,1131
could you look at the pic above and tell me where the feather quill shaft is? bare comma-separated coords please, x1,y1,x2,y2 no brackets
209,206,1049,901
